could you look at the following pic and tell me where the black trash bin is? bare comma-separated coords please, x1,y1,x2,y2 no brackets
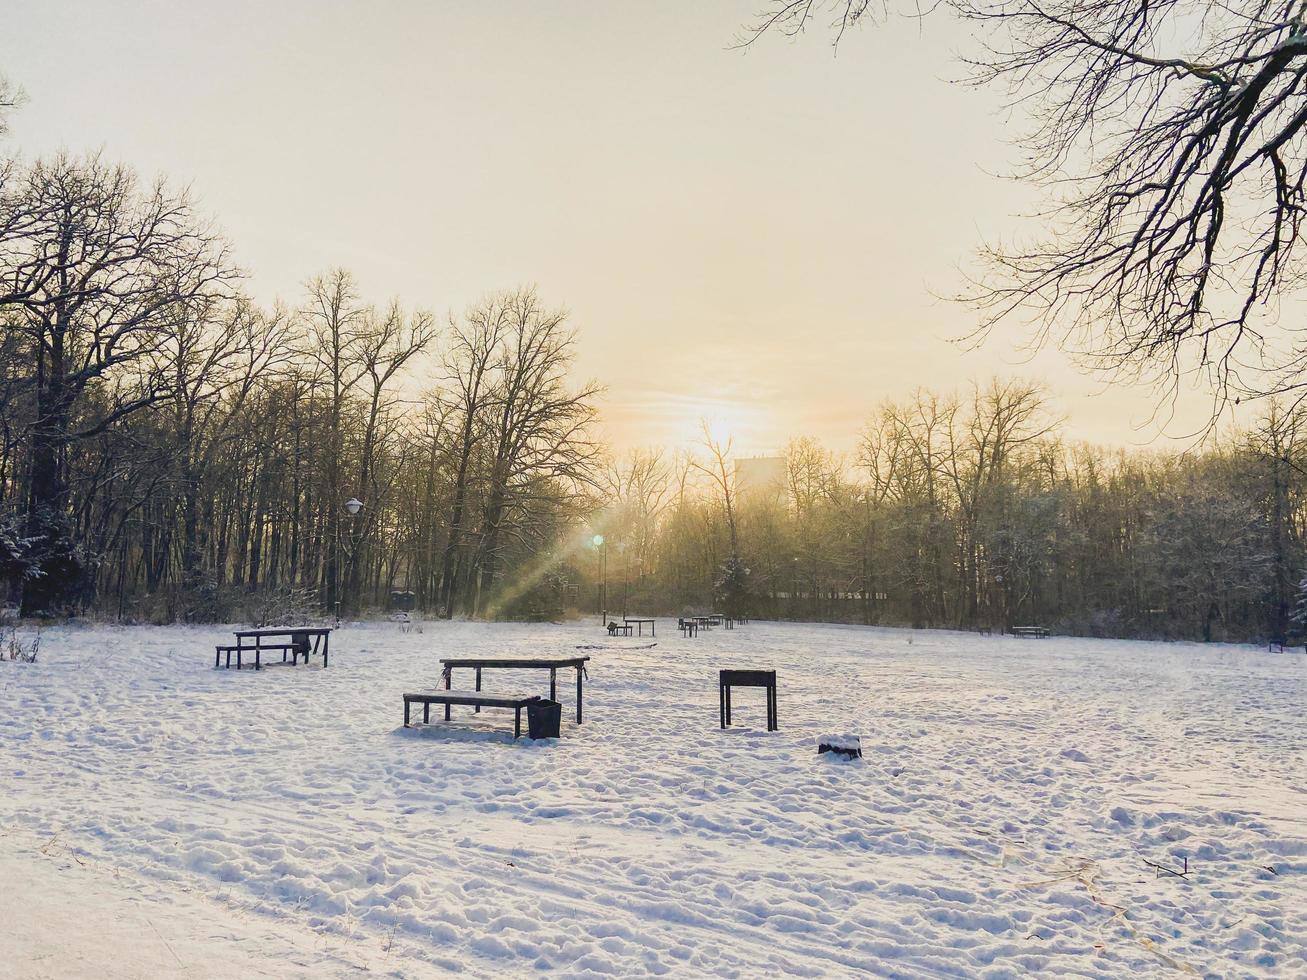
526,699,562,740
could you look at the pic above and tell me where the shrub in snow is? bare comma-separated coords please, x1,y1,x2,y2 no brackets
818,734,861,759
1,622,40,663
495,567,567,622
245,587,322,628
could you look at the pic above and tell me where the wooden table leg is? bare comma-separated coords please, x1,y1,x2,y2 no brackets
475,667,482,713
514,706,522,739
404,698,411,727
576,667,583,724
550,667,556,701
424,701,431,724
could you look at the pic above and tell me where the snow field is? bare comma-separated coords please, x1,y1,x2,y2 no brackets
1,619,1304,977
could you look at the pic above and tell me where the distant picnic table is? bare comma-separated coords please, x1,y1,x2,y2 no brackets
1010,626,1051,638
623,617,655,636
215,627,332,670
690,614,732,629
440,656,590,723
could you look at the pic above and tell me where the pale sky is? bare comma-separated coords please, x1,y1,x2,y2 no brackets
2,0,1229,455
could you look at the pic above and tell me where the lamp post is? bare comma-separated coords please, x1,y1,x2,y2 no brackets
617,541,629,618
592,533,606,624
339,498,363,622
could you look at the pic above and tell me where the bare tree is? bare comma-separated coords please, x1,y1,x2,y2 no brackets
746,0,1307,413
604,448,673,587
434,295,511,618
343,301,437,609
692,421,740,556
164,297,292,600
299,269,368,614
473,288,601,616
2,154,235,614
0,73,22,137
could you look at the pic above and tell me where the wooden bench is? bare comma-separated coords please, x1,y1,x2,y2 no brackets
606,621,633,637
403,691,542,739
214,642,303,670
1010,626,1051,638
678,618,699,637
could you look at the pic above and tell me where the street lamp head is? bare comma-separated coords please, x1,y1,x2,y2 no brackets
592,534,605,547
345,498,364,516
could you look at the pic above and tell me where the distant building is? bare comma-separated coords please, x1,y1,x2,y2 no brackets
735,456,786,501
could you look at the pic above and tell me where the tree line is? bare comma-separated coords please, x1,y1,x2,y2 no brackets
599,382,1307,643
3,156,1305,642
4,91,1307,641
0,151,600,621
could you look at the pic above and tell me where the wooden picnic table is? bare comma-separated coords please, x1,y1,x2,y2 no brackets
623,617,655,636
216,627,332,670
440,656,590,723
719,668,778,731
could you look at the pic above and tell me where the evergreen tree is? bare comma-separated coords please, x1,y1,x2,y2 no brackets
715,554,751,619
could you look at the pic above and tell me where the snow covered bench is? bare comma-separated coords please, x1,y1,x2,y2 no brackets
403,691,545,739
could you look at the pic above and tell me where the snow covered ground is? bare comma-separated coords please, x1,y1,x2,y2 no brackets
2,619,1304,977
